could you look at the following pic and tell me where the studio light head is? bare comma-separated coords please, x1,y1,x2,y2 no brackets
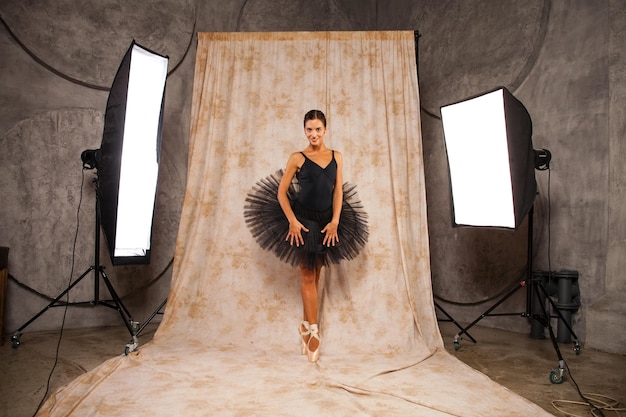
534,148,552,171
96,41,169,265
440,87,536,230
81,149,101,170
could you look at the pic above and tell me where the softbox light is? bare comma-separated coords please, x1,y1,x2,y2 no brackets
440,87,536,230
98,41,169,265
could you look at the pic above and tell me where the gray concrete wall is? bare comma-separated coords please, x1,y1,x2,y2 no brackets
0,0,624,354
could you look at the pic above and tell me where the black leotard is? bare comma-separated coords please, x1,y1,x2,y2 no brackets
244,149,368,269
296,151,337,211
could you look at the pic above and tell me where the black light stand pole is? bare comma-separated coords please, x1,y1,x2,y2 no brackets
11,173,139,349
92,175,138,335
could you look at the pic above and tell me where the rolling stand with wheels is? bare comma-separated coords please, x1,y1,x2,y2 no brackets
11,177,139,350
452,207,581,384
531,277,579,384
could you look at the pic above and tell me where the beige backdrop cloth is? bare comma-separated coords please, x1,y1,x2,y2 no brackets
38,31,553,416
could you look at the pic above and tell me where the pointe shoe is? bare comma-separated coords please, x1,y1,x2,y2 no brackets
307,324,320,363
299,321,310,355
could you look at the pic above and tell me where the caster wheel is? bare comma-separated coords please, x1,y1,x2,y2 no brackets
124,340,138,356
573,342,581,355
453,341,460,351
549,370,564,384
11,337,20,349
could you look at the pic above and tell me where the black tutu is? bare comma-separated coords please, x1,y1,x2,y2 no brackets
244,170,369,270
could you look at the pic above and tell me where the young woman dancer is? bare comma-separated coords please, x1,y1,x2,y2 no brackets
244,110,368,363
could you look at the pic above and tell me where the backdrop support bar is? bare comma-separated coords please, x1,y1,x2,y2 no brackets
413,29,472,341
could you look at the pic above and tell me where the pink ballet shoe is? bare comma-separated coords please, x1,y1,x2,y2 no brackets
307,324,320,363
299,321,310,355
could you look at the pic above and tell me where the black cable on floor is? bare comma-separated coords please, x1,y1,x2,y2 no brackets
32,168,86,417
564,359,606,417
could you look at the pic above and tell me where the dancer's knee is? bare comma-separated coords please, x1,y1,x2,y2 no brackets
300,268,317,286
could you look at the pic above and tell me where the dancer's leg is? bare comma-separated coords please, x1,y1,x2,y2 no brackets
301,263,322,357
300,265,318,327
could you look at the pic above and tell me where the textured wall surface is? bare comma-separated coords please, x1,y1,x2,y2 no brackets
0,0,624,353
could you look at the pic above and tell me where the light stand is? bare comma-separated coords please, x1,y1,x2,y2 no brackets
450,153,581,384
12,41,167,353
439,87,582,383
11,172,138,349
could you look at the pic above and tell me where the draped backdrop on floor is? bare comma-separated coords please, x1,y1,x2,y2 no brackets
38,31,553,416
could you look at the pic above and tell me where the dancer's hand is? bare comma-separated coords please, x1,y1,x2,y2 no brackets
287,220,309,247
322,222,339,247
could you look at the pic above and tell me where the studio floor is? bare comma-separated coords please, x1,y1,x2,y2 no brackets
1,321,625,417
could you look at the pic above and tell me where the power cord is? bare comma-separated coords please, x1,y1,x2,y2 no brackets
542,163,613,417
552,392,624,416
31,168,86,416
19,164,175,413
561,359,609,417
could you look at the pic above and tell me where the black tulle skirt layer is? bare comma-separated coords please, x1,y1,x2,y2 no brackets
244,170,369,270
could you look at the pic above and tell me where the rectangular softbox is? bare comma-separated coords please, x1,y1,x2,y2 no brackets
440,87,536,229
98,41,169,265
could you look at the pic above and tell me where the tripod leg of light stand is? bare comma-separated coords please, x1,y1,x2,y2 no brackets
135,297,167,337
435,301,477,343
95,267,146,356
10,266,96,348
12,176,140,350
124,297,168,355
97,268,139,335
453,206,538,350
452,280,526,350
536,282,581,355
530,282,569,384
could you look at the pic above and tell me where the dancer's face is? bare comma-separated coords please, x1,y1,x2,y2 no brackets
304,119,326,147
